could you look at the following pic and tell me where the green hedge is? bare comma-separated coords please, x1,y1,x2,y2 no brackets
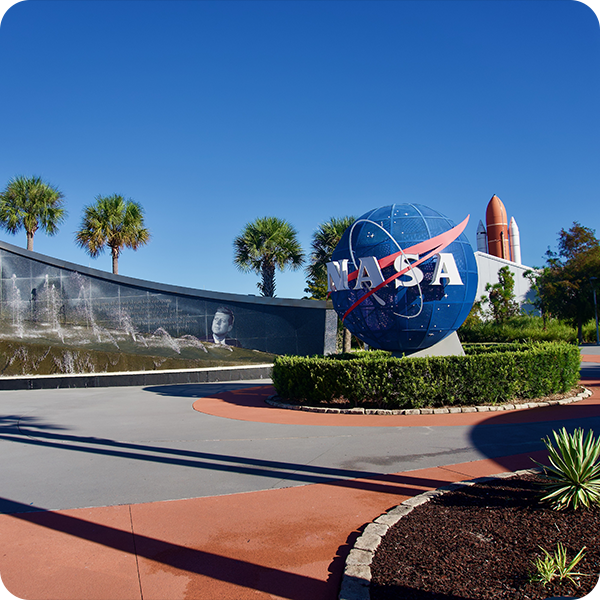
271,342,581,409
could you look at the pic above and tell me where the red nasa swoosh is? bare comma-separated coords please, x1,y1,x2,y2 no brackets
341,215,470,321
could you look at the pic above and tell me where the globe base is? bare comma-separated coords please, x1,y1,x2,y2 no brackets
392,332,465,359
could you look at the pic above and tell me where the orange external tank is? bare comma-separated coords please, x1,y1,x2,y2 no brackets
485,194,510,260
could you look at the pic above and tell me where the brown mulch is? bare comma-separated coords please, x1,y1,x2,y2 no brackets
370,473,600,600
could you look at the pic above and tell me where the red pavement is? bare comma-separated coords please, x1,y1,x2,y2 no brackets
1,380,599,600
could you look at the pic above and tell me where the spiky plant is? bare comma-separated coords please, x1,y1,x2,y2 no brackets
535,427,600,510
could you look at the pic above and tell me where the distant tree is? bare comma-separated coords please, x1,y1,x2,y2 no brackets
233,217,304,297
483,266,520,323
75,194,150,275
304,216,355,352
523,268,547,327
538,222,600,343
304,216,355,300
0,175,66,251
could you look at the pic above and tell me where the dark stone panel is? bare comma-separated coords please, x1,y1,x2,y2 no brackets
0,240,333,357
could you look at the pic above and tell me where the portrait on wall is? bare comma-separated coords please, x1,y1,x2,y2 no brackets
204,305,242,347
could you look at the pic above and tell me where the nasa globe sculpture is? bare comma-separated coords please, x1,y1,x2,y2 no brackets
327,204,478,354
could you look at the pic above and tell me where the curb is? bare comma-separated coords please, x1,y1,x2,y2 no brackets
338,468,542,600
0,363,273,390
267,387,592,415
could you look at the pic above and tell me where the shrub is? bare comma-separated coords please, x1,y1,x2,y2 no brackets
535,428,600,510
530,543,587,587
272,341,580,409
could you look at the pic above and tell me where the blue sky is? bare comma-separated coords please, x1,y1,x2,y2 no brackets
0,0,599,299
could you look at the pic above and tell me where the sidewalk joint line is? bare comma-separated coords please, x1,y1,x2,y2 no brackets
129,505,144,600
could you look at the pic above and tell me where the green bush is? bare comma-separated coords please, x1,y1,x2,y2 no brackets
458,315,594,344
271,342,580,409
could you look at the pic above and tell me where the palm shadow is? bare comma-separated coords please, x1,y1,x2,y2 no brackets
3,496,332,600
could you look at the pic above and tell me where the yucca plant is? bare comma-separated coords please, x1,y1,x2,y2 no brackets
530,543,587,587
535,427,600,510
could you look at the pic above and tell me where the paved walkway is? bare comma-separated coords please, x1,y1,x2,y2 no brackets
0,352,599,600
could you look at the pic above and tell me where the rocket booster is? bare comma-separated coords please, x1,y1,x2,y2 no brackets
509,216,521,265
476,220,488,253
485,195,510,260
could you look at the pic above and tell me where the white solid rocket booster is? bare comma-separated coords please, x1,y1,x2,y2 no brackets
476,220,488,253
509,217,521,265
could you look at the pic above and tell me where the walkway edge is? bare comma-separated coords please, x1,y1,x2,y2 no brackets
338,468,542,600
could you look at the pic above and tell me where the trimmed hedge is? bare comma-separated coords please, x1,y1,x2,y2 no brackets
271,342,581,409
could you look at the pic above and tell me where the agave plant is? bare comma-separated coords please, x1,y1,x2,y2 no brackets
535,427,600,510
530,543,587,587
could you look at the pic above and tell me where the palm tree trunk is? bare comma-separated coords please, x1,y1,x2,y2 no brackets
26,231,34,251
261,262,276,297
112,247,119,275
343,327,352,353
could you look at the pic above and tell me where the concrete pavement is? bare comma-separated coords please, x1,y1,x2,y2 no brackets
0,351,599,599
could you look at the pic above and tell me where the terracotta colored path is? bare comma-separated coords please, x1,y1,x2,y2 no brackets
1,380,599,600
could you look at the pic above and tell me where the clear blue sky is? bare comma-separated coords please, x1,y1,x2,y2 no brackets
0,0,598,299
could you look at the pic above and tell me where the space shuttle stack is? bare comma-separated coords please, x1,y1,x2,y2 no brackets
478,194,522,265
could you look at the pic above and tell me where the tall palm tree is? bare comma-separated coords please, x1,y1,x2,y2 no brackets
233,217,304,297
75,194,150,275
0,175,66,251
305,215,356,300
305,216,355,352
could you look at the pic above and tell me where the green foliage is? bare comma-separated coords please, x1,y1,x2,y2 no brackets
233,216,304,297
530,543,587,588
539,222,600,343
535,428,600,511
458,314,596,344
304,215,355,300
271,342,579,409
0,175,67,251
482,266,520,323
460,300,483,329
75,195,150,275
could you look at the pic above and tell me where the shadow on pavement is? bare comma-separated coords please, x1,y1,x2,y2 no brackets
1,497,331,600
469,375,600,474
0,414,476,515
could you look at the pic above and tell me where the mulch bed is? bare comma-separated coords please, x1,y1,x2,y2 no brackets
370,473,600,600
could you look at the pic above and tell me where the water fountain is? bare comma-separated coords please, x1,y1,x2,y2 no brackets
7,275,24,339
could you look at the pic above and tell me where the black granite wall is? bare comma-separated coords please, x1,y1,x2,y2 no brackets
0,240,336,356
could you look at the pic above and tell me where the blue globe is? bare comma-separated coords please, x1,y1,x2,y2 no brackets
329,204,478,353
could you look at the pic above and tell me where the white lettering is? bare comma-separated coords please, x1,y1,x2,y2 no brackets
431,253,463,286
394,254,424,288
355,256,385,290
326,259,350,292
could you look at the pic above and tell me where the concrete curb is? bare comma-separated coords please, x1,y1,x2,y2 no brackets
338,468,542,600
0,363,273,390
268,387,592,415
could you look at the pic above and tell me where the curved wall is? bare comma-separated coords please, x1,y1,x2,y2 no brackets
0,240,336,356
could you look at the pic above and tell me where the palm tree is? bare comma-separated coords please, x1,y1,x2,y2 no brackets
0,175,66,251
233,217,304,297
305,216,355,352
304,215,356,300
75,194,150,275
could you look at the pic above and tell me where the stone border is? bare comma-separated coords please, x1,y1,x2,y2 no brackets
338,467,543,600
267,387,592,415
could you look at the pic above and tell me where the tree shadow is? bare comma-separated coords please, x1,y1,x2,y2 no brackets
2,496,332,600
0,413,470,515
145,381,276,409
